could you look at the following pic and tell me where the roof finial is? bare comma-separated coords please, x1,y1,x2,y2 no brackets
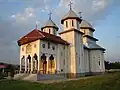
48,12,52,20
35,23,38,29
68,1,73,10
78,12,82,18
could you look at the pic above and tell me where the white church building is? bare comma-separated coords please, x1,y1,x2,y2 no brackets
17,7,105,78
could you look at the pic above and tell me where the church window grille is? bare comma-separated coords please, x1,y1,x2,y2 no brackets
42,44,45,48
48,42,50,49
72,20,74,26
66,21,68,27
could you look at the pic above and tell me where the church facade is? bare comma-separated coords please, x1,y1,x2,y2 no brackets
17,8,105,78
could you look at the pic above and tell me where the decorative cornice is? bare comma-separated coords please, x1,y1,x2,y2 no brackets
59,28,84,35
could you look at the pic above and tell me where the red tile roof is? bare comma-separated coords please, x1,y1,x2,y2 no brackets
17,29,69,46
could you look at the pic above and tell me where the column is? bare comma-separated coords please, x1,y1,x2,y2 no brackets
31,58,33,73
38,59,40,73
25,57,27,73
20,58,22,73
28,60,30,72
47,57,49,74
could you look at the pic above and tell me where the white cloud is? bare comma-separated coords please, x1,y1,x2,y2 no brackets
11,7,36,23
92,0,109,12
55,0,111,22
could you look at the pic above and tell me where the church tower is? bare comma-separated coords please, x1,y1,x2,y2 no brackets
41,12,58,35
59,2,85,78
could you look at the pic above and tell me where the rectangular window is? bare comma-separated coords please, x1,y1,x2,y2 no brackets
66,21,68,27
49,29,50,34
63,59,65,66
48,42,50,49
99,61,100,66
72,20,74,26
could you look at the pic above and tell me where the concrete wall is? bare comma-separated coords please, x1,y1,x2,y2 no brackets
84,49,90,73
83,37,96,44
80,29,93,36
63,19,79,31
20,40,40,63
89,50,105,73
74,31,85,74
43,27,57,35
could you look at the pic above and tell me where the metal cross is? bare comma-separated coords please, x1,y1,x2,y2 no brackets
68,1,73,10
35,24,38,29
48,12,52,20
78,12,82,18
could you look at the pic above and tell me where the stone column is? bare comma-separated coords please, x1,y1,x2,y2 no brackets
47,57,49,74
28,59,30,72
38,58,40,73
31,58,33,73
20,58,22,73
25,57,27,73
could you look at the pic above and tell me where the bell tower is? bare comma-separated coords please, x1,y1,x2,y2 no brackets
59,2,85,78
61,2,81,31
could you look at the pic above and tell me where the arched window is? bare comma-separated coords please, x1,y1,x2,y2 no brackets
42,44,45,48
66,21,68,27
72,20,74,26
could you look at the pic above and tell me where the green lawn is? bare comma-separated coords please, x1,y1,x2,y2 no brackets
0,72,120,90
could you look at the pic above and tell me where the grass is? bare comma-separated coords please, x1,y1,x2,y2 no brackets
0,72,120,90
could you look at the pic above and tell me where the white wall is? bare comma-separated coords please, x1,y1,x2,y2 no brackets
80,29,93,36
63,19,80,31
84,49,90,73
20,40,40,61
43,27,57,35
75,31,85,74
83,37,96,44
89,50,105,73
40,40,68,74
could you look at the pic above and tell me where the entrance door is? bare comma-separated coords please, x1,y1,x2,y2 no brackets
43,60,47,74
40,54,47,74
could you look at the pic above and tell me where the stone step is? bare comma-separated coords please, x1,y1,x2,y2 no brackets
37,74,66,80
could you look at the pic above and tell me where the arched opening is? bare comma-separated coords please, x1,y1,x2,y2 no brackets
27,55,31,72
21,56,25,72
40,54,47,74
33,53,38,73
48,55,55,74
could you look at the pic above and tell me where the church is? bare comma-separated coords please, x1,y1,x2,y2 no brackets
17,5,105,78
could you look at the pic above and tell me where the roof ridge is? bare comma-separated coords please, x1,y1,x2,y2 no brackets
35,29,45,38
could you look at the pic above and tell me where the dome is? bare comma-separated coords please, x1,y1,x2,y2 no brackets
61,9,82,24
80,20,93,28
41,19,58,30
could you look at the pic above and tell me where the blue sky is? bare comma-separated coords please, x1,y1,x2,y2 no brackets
0,0,120,64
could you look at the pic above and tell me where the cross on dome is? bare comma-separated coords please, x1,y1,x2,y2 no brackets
35,24,38,29
48,12,52,20
68,1,73,10
78,12,82,18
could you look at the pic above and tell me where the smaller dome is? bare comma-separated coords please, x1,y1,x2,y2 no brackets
41,19,58,30
61,9,82,24
80,20,93,28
